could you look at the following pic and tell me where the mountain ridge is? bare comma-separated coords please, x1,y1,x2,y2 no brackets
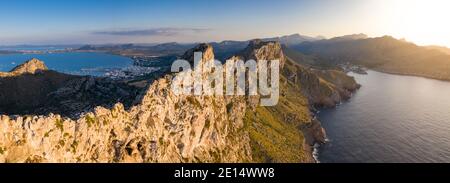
0,59,139,118
0,40,359,163
0,58,48,77
291,35,450,81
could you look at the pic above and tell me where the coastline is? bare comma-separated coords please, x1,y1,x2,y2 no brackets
301,119,328,163
310,69,447,163
310,84,364,163
9,48,450,163
302,68,450,163
373,68,450,83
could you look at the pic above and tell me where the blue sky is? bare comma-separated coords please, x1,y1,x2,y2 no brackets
1,0,449,46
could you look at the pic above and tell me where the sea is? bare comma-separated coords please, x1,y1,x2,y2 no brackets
0,50,133,76
318,70,450,163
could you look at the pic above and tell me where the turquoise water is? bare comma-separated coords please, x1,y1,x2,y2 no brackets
0,52,133,76
318,71,450,163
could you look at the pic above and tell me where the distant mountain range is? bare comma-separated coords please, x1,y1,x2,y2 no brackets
291,35,450,81
2,31,450,163
76,33,323,60
0,58,139,118
262,33,324,46
6,32,449,81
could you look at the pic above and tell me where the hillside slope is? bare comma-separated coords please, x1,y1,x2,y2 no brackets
0,46,253,163
293,35,450,81
240,40,359,162
0,59,139,118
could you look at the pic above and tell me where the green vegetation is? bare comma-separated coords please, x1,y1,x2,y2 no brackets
58,140,65,147
55,118,64,132
226,103,233,114
16,139,26,146
71,141,78,153
186,96,202,108
204,118,211,129
85,115,96,128
103,119,110,125
293,36,450,81
44,129,54,138
244,71,311,162
282,45,334,69
209,150,221,163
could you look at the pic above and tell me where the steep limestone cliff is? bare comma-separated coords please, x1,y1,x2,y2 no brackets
0,46,252,163
238,40,286,67
0,41,359,163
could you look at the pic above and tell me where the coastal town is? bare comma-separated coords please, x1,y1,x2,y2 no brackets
103,65,161,80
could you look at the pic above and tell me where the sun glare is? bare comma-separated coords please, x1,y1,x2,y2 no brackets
382,0,450,47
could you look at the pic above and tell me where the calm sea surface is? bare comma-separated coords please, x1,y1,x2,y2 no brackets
318,70,450,163
0,52,133,76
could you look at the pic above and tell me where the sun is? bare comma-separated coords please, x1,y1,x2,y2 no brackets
381,0,450,47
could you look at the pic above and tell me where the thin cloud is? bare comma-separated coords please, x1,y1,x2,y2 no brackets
92,28,210,36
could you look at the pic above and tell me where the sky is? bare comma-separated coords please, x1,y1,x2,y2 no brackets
1,0,450,47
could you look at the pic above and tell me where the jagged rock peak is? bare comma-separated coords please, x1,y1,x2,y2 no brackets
0,66,252,163
181,43,214,63
10,58,48,74
248,39,279,48
240,39,286,67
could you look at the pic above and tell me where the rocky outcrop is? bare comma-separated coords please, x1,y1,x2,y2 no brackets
0,46,252,163
0,59,139,118
0,58,48,77
301,119,327,163
302,119,327,145
0,41,359,163
41,76,139,117
242,40,359,162
181,43,214,65
238,39,286,67
10,58,48,74
280,48,360,107
287,64,360,108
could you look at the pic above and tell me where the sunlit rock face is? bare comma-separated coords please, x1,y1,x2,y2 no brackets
238,39,286,68
0,58,48,77
0,46,252,163
0,41,359,163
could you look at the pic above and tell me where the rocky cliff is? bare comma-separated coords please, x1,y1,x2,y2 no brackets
0,59,139,118
0,58,48,77
242,40,359,162
0,47,252,163
0,41,359,163
238,40,286,67
238,40,359,162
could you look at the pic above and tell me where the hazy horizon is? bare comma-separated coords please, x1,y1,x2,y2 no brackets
1,0,450,47
0,32,444,48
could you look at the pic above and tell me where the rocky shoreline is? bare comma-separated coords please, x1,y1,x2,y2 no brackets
302,93,359,163
301,119,327,163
